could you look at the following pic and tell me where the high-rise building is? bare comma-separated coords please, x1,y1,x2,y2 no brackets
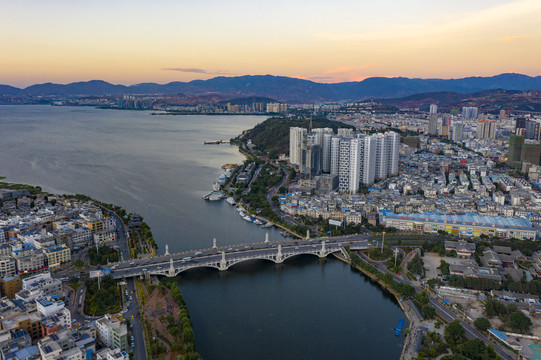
337,128,353,138
385,131,400,176
322,133,333,173
521,143,541,165
451,123,464,142
374,134,387,180
476,120,496,139
462,107,478,120
289,127,306,166
359,135,376,185
338,139,354,192
440,116,450,137
516,117,527,130
428,104,438,135
525,119,541,140
507,135,524,168
330,136,341,175
499,110,506,120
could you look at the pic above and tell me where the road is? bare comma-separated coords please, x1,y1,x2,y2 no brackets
107,236,373,279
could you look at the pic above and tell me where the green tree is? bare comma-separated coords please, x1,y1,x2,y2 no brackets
473,317,491,332
444,319,465,347
416,290,429,305
509,311,532,333
74,259,84,267
460,338,486,360
421,305,436,319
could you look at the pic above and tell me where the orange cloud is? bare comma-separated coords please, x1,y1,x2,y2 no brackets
496,35,526,43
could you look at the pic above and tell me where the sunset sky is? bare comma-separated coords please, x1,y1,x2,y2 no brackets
1,0,540,87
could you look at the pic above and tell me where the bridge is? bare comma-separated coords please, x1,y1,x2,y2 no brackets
105,237,372,279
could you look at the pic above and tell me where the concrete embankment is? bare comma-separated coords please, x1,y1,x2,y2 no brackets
332,252,419,360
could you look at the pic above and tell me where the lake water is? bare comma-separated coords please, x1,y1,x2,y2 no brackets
0,105,405,359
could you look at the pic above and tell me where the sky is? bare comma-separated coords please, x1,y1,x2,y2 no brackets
1,0,540,87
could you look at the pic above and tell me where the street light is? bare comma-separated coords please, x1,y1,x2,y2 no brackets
381,232,386,253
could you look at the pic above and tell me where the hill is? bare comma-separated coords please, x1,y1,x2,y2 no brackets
239,117,354,158
377,89,541,113
2,73,541,103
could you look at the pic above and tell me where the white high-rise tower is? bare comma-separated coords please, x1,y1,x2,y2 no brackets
289,127,307,166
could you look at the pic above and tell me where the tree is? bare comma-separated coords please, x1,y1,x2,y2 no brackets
421,305,436,319
473,317,491,332
416,290,429,305
509,311,532,333
445,319,465,347
460,338,486,360
74,259,84,267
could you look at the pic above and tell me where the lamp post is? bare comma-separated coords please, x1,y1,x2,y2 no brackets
381,231,386,253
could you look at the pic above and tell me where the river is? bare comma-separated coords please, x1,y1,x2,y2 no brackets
0,105,406,359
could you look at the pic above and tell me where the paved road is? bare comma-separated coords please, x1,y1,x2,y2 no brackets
108,236,373,279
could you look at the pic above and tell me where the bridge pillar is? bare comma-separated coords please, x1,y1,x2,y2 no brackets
319,240,326,258
213,237,217,249
219,251,227,271
168,258,175,277
276,244,283,264
165,244,170,256
265,232,269,243
306,229,310,240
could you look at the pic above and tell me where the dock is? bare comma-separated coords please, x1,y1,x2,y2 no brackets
203,140,230,145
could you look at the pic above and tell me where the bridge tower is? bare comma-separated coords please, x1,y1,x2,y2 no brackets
165,244,170,256
213,237,217,249
306,229,310,240
168,258,175,277
276,244,283,263
265,232,269,243
219,251,227,271
319,240,326,258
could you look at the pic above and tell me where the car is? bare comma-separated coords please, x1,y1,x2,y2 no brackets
131,336,134,340
228,248,233,251
195,252,202,256
142,268,148,271
157,266,162,269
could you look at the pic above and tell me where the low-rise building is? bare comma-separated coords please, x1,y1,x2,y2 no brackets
96,315,128,351
43,245,71,268
444,240,476,258
0,276,22,299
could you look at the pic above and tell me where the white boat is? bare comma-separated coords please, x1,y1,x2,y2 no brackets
226,197,236,205
218,174,227,184
253,219,264,225
202,192,212,200
208,192,225,201
242,215,253,222
262,222,274,228
212,182,221,191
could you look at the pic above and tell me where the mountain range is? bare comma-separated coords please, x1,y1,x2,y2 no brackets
2,73,541,103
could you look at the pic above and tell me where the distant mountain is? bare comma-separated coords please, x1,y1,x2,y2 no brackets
2,73,541,102
378,89,541,113
0,85,22,95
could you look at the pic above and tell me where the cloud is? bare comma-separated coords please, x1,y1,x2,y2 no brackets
496,35,527,43
162,68,234,75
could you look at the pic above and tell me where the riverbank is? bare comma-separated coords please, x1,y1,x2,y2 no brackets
333,250,419,360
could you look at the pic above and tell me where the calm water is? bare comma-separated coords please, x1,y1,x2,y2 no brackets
0,105,405,359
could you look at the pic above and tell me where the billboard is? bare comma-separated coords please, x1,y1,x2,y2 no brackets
329,219,343,227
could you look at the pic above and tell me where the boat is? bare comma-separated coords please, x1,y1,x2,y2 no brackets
253,219,264,225
394,319,404,336
207,192,225,201
261,222,274,228
202,192,212,200
218,174,227,184
226,197,236,205
212,182,221,191
280,231,289,237
242,215,253,222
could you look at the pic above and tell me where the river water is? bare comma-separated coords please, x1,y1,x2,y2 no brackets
0,105,405,359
